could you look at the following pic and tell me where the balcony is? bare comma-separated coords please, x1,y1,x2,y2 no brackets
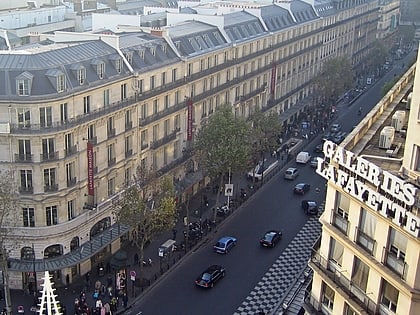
44,184,58,192
332,212,349,235
67,177,77,188
108,157,116,167
19,186,33,194
382,248,407,280
40,151,59,162
157,150,194,177
125,149,133,158
15,153,33,163
309,249,378,315
149,129,178,150
65,145,77,157
355,228,376,256
87,137,97,145
140,143,149,151
107,128,116,139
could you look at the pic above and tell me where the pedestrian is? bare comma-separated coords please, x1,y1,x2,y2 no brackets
122,292,128,308
85,272,90,288
172,228,177,240
134,253,139,265
66,274,70,288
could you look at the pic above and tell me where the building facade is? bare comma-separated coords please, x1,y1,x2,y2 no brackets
306,48,420,314
0,0,380,290
377,0,400,40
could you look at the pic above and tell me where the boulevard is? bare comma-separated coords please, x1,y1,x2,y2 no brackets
129,52,416,315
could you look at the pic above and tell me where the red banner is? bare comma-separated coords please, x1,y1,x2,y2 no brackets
87,142,94,196
270,62,277,97
187,98,193,141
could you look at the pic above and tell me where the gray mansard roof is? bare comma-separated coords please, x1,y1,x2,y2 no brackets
260,5,296,31
0,32,179,100
169,20,228,57
291,0,318,22
223,11,266,42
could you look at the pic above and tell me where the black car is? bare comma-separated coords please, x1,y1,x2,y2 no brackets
293,183,311,195
259,230,282,247
195,265,225,288
301,200,319,215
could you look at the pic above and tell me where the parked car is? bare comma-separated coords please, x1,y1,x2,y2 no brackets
330,123,341,133
294,183,311,195
213,236,237,254
301,200,319,215
314,142,324,153
284,167,299,180
259,230,282,248
195,265,226,288
332,132,347,144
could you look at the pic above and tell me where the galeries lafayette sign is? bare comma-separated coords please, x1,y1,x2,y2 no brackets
316,140,420,238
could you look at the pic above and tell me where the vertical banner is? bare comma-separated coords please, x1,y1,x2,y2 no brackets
270,62,277,97
187,98,193,141
87,142,95,196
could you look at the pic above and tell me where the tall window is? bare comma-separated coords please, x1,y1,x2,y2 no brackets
18,139,31,161
125,135,132,156
174,114,180,130
357,208,376,254
43,168,56,191
328,237,344,269
65,133,74,155
23,207,35,227
87,125,96,142
42,138,55,160
141,130,148,148
67,199,75,220
108,143,116,165
108,178,115,196
389,228,407,261
124,168,132,187
17,79,30,96
46,206,58,226
125,110,132,129
17,108,31,127
138,79,144,94
380,280,398,313
172,69,177,82
150,75,156,89
103,89,110,106
121,83,127,100
20,170,32,192
153,99,158,114
140,103,148,119
39,107,52,128
164,119,170,136
66,162,76,187
351,256,370,293
97,62,105,79
161,72,166,85
60,103,68,122
164,95,169,109
107,117,115,138
77,68,86,85
57,74,66,92
152,124,159,141
83,95,91,114
321,282,335,311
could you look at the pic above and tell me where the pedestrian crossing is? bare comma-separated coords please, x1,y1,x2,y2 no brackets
233,215,322,315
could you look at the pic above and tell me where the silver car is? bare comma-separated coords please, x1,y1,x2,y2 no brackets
284,167,299,180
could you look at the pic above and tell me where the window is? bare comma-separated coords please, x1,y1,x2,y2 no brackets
23,207,35,227
20,170,32,192
321,282,335,311
18,139,31,161
66,162,76,187
121,83,127,100
164,95,169,109
414,145,420,172
150,75,156,89
60,103,68,122
162,72,166,85
174,114,180,130
164,119,170,136
68,199,76,220
77,67,86,85
187,63,192,76
17,108,31,127
152,124,159,141
124,167,132,187
357,208,376,254
138,79,144,94
116,58,122,73
141,130,148,148
108,177,115,196
87,125,96,142
103,89,110,106
328,237,343,267
108,143,116,166
125,135,133,157
83,96,91,114
17,79,30,96
389,228,407,261
39,107,52,128
97,62,105,79
107,117,115,138
57,74,66,92
125,110,132,130
351,256,369,292
153,99,159,114
380,280,398,313
141,103,147,119
344,303,356,315
46,206,58,226
42,138,55,160
65,133,74,155
125,52,133,64
172,69,177,82
43,168,56,191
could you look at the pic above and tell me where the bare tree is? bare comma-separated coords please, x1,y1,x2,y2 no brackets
113,166,177,283
0,169,19,315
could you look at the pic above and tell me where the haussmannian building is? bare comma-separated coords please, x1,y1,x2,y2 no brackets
306,47,420,314
0,0,380,290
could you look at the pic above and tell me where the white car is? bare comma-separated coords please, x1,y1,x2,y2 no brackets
284,167,299,180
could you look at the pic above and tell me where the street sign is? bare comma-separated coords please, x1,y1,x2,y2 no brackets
225,184,233,197
130,270,136,281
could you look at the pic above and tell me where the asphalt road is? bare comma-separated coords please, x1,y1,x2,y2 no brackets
130,50,417,315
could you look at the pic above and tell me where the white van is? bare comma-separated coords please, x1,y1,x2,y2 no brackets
296,151,311,164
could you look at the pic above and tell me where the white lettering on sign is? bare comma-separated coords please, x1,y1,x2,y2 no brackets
317,140,420,237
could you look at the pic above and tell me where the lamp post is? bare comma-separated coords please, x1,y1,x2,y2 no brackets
32,244,37,297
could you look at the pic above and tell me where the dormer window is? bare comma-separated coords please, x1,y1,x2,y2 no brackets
139,50,145,59
161,43,167,53
150,47,156,56
91,59,105,79
45,69,66,93
109,54,123,74
125,51,133,64
70,64,86,85
16,71,34,96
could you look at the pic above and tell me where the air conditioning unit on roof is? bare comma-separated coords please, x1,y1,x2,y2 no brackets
379,126,394,149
